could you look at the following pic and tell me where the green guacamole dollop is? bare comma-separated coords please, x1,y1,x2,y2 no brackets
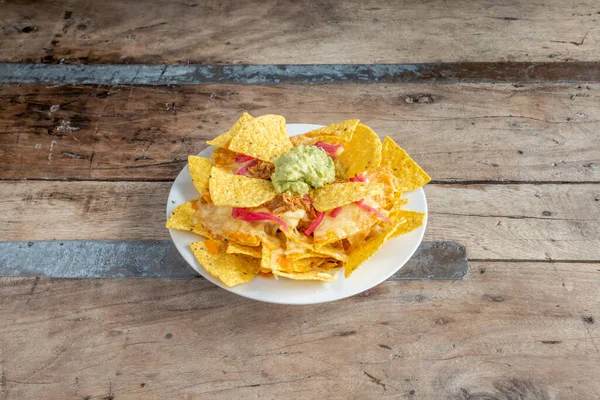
271,145,335,195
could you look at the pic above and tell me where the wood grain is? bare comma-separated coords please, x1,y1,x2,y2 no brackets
1,83,599,182
1,262,598,399
1,0,599,64
2,181,599,261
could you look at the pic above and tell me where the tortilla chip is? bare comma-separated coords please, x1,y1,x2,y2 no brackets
276,257,326,273
273,269,338,282
290,119,359,146
291,134,346,147
391,210,426,238
393,196,410,209
381,136,431,191
226,242,262,258
188,156,212,194
288,251,328,260
335,124,382,179
209,167,277,207
343,220,399,278
190,241,260,287
320,261,342,270
191,224,215,239
310,181,383,211
207,112,253,148
166,201,197,231
260,246,272,272
314,244,349,262
227,114,292,162
211,147,238,172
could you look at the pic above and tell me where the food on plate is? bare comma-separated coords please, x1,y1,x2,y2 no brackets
271,145,335,195
166,113,430,287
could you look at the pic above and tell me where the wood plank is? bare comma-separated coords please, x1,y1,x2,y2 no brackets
1,0,599,64
2,181,599,261
1,83,599,182
0,262,598,399
0,240,468,280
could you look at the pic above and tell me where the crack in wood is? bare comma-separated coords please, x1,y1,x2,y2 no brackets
363,371,386,390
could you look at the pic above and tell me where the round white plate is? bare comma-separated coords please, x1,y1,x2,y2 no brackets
167,124,427,305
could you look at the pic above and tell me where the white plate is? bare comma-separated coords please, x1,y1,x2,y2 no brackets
167,124,427,305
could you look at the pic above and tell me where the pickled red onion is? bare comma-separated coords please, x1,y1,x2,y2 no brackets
329,206,342,218
304,211,325,235
231,208,289,232
236,159,257,176
236,155,255,163
314,141,343,159
349,173,369,183
355,200,390,223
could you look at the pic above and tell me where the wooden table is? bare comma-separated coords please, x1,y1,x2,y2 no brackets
1,1,599,399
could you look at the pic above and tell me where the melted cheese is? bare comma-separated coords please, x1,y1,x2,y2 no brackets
196,203,265,246
313,203,377,244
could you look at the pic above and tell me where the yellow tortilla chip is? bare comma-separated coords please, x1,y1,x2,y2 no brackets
306,119,360,138
207,112,253,148
273,269,338,282
190,241,260,287
227,114,292,162
188,156,212,194
209,167,277,207
291,134,346,147
166,201,197,231
290,119,359,146
335,124,382,179
260,246,272,272
343,220,399,278
381,136,431,191
310,181,383,211
391,210,426,238
191,224,215,239
211,147,238,172
320,261,341,270
226,242,262,258
290,257,329,273
314,245,349,262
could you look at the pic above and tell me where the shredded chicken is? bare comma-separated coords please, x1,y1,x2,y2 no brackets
267,193,316,218
246,160,275,180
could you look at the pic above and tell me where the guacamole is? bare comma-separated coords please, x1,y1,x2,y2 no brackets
271,145,335,195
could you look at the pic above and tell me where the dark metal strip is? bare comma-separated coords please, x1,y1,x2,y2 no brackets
1,63,599,84
0,240,469,280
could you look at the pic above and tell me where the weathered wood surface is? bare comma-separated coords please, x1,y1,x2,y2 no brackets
1,83,599,182
0,240,468,280
1,263,599,399
2,181,599,261
1,0,599,64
